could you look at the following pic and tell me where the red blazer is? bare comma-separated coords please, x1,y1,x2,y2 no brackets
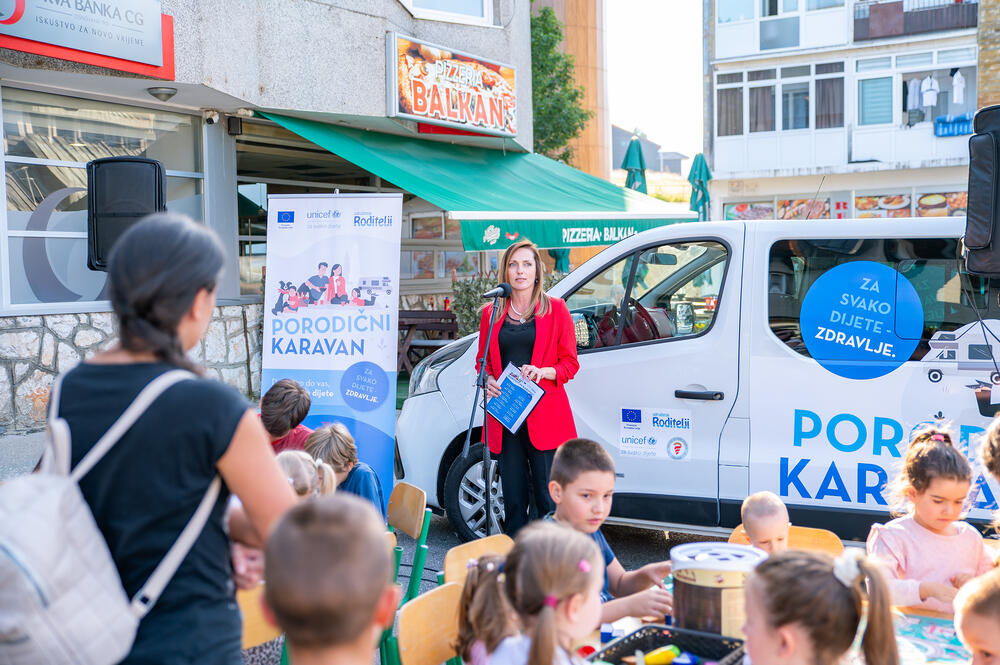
476,297,580,454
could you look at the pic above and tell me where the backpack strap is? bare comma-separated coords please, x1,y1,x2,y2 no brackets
39,373,71,476
69,369,195,483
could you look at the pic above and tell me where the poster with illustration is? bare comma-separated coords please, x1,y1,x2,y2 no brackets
263,194,403,502
854,193,911,218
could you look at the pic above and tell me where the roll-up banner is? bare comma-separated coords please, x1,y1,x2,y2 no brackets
262,193,402,507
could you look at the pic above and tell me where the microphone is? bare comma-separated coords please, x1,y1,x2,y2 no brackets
481,283,512,299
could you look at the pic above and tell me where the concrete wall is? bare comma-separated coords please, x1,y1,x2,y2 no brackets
0,304,264,437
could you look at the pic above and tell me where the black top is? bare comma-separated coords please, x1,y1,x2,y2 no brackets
498,316,536,369
59,362,248,664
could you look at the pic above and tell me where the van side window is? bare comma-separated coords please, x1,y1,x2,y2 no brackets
768,238,991,361
566,241,728,351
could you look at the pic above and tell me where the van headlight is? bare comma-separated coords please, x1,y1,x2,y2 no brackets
408,337,474,398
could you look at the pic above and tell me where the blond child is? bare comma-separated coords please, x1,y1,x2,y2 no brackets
276,450,336,498
490,522,604,665
306,423,385,517
743,550,898,665
455,554,517,665
955,567,1000,665
867,425,993,613
740,491,791,554
264,494,400,665
547,438,672,623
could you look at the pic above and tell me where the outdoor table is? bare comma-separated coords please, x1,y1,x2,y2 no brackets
397,311,458,373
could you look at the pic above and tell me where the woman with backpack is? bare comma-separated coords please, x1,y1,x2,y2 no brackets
56,213,297,663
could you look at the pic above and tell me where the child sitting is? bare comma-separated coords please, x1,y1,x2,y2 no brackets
261,379,313,453
867,425,993,613
739,491,790,554
955,567,1000,663
276,450,337,498
744,549,898,665
264,494,400,665
491,522,603,665
306,423,386,517
455,554,517,665
547,438,672,623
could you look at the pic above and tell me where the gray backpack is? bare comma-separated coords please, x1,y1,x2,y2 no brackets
0,369,221,664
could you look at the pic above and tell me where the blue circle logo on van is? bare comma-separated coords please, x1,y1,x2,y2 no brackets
800,261,923,380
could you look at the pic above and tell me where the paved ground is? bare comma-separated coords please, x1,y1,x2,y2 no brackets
392,512,724,596
0,431,44,481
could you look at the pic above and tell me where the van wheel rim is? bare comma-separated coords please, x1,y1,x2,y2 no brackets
458,460,505,537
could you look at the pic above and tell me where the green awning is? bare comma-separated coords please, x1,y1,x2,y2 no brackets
259,112,694,250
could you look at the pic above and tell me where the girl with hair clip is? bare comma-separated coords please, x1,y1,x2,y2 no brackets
491,522,603,665
275,450,337,499
744,549,899,665
867,425,993,612
455,554,517,665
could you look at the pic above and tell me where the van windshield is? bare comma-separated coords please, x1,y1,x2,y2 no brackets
768,238,991,361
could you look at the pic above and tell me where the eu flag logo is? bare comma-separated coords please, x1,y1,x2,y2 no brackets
277,211,294,224
621,408,641,424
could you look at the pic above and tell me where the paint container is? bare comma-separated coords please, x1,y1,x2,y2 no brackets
670,543,767,638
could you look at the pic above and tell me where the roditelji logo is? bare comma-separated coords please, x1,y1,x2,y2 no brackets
276,211,294,227
0,0,25,24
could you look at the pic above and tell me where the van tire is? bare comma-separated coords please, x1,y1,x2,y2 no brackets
444,443,505,542
928,369,943,383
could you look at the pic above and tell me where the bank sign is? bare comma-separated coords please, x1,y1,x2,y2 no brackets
387,33,516,137
0,0,163,66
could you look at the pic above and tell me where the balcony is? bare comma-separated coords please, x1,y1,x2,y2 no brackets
854,0,977,41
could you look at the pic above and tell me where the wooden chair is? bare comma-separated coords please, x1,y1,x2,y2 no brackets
237,585,282,650
387,481,433,603
442,533,515,584
729,523,844,556
396,582,463,665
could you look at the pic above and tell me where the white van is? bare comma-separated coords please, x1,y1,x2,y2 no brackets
395,218,1000,541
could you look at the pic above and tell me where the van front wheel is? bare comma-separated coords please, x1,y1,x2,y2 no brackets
444,443,505,542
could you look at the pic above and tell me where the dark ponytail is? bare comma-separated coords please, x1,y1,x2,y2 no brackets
108,213,225,373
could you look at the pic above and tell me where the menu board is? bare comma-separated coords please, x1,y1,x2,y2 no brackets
723,202,775,221
777,198,830,220
854,194,912,218
915,191,967,217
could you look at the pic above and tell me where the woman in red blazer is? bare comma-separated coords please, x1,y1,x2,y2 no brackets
476,240,579,534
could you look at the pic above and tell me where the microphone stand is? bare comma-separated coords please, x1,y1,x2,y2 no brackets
461,294,502,538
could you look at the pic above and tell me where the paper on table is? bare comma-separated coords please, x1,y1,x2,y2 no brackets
486,362,545,434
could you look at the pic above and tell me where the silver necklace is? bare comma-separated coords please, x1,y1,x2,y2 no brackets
508,301,527,323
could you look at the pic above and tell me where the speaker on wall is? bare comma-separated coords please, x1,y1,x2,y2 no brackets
87,157,166,272
966,106,1000,276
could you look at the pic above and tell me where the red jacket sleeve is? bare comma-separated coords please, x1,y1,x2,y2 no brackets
551,299,580,387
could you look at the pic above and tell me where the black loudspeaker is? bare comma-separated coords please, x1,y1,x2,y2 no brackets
966,106,1000,276
87,157,166,271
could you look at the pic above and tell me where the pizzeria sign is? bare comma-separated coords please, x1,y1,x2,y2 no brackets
387,32,517,137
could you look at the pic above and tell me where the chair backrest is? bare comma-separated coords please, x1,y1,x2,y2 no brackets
237,585,282,649
729,523,844,556
385,530,398,551
397,582,463,665
388,481,428,539
442,534,515,584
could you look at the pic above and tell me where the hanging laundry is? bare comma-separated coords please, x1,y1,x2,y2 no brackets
921,75,940,108
952,70,966,105
907,77,922,111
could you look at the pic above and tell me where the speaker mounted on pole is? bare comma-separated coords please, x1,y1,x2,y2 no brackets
87,157,167,272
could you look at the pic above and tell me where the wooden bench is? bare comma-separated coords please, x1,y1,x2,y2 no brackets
398,310,459,373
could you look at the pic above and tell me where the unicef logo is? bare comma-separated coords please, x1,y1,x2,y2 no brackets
667,437,688,460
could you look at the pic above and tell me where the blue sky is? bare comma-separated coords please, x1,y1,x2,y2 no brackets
607,0,704,160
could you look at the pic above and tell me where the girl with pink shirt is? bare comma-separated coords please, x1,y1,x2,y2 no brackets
866,426,993,613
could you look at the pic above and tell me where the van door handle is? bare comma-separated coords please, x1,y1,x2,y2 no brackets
675,389,724,401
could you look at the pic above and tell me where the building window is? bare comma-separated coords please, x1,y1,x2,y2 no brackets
781,82,810,130
859,77,893,125
760,16,799,49
896,52,933,68
1,87,203,309
717,88,744,136
750,86,776,132
718,0,754,22
718,72,744,84
815,62,844,75
806,0,843,8
815,77,844,128
398,0,492,24
857,57,892,72
781,65,811,78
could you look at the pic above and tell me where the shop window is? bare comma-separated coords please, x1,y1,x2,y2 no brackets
781,82,810,130
718,0,754,22
411,214,444,239
749,86,776,132
724,201,775,220
854,193,912,218
445,216,462,240
445,251,479,278
777,198,829,219
717,88,744,137
859,77,893,125
766,238,988,361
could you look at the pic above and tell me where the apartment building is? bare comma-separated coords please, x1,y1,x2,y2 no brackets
704,0,977,221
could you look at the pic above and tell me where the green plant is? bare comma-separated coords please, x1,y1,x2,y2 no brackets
531,5,593,163
451,272,566,337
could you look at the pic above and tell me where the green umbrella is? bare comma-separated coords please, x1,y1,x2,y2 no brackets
621,136,647,194
688,153,712,221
